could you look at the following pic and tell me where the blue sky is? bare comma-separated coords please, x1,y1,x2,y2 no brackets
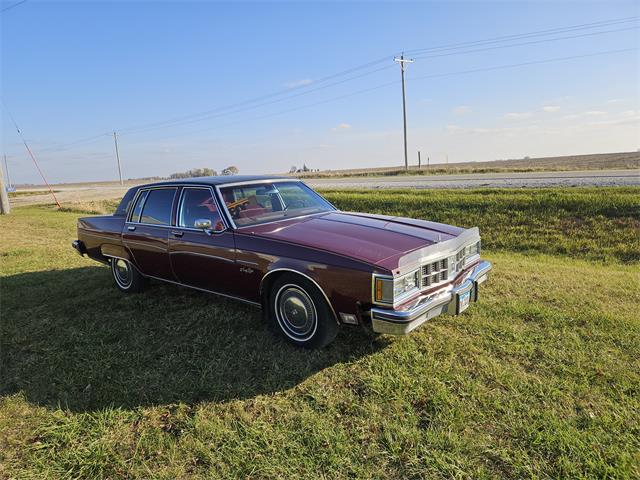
1,0,638,184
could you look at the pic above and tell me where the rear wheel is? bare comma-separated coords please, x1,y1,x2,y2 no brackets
268,274,339,348
110,258,145,293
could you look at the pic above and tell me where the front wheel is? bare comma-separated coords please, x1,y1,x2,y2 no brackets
110,258,145,293
268,274,339,348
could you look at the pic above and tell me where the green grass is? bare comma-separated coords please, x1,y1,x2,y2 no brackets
321,187,640,263
8,190,61,198
1,188,639,479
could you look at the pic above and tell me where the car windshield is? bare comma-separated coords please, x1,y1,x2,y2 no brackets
219,181,335,227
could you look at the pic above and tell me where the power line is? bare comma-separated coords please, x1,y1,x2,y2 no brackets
120,21,638,137
118,64,396,136
120,47,635,147
116,60,393,135
14,16,638,155
409,48,638,84
404,16,637,56
1,0,27,13
37,132,111,153
412,25,638,61
1,100,61,207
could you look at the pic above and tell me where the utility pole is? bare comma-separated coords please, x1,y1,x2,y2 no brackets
0,157,10,214
394,54,413,170
113,131,123,185
446,154,449,172
3,155,11,190
427,156,430,169
418,151,421,168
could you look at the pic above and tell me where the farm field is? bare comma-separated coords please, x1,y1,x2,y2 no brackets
1,187,639,479
7,152,640,208
293,151,640,178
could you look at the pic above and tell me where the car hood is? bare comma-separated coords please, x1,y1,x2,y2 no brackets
244,211,466,269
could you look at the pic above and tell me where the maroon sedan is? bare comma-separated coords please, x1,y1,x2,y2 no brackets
72,176,491,348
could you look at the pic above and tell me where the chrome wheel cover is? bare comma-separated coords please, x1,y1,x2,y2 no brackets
113,258,133,288
275,284,318,341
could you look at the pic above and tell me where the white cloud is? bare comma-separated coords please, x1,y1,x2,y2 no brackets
563,111,609,120
284,78,313,88
606,98,625,104
505,112,533,119
331,123,352,132
542,105,560,112
445,124,461,131
453,105,472,115
586,110,640,126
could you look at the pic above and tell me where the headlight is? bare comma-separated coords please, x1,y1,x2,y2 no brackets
468,240,481,256
393,270,420,298
374,276,394,304
462,240,481,267
373,270,420,305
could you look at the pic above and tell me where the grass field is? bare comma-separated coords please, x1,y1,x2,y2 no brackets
293,151,639,178
1,187,639,478
8,190,61,198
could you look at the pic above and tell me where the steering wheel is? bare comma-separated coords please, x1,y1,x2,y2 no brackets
286,199,306,209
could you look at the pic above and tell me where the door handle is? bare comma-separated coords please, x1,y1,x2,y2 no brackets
171,231,184,238
127,226,136,231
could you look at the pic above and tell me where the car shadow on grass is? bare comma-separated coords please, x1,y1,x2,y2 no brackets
1,266,388,412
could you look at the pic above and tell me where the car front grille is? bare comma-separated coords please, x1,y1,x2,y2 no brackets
422,259,448,288
420,241,481,289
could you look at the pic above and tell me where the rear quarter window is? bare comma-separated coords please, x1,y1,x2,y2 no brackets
114,188,138,217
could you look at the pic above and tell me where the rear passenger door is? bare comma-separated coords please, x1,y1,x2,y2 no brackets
123,187,177,280
168,186,238,294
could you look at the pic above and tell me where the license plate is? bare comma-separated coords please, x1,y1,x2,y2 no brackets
458,291,471,314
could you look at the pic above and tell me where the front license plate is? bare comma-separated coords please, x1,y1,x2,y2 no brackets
458,291,471,314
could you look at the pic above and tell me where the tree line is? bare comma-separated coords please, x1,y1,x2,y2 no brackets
168,166,239,179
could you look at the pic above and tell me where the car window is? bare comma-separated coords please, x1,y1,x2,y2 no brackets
115,187,138,217
277,183,322,209
178,188,224,230
220,181,334,227
139,188,177,225
130,190,149,222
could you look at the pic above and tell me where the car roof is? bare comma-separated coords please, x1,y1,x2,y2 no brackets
140,175,292,188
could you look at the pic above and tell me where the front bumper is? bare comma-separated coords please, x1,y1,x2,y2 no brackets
369,260,492,335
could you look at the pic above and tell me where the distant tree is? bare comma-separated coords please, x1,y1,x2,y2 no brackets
289,165,297,174
221,165,239,176
302,163,309,172
523,156,530,160
169,168,217,179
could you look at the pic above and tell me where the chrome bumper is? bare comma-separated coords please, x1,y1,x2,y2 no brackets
369,260,492,335
71,240,86,257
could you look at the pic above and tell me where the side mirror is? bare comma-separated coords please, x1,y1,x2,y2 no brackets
194,218,227,235
194,218,212,230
